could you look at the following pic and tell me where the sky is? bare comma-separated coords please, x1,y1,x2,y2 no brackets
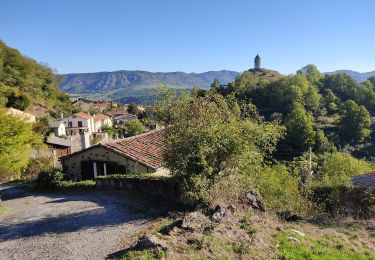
1,0,375,74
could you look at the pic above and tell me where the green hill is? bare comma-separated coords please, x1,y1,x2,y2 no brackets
0,40,73,117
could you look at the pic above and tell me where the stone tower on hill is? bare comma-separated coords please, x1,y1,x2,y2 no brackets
254,54,261,70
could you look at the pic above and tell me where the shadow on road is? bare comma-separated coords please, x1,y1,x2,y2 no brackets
0,184,181,243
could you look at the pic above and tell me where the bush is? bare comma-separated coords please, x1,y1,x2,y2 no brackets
57,180,96,191
22,156,54,181
317,152,372,187
36,169,64,190
308,186,375,218
250,165,302,212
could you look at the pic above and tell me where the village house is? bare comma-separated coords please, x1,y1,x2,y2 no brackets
61,112,95,135
61,129,165,180
46,135,73,158
94,114,112,131
48,120,66,137
108,113,138,125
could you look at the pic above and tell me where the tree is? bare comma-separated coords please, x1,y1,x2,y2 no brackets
127,102,139,115
340,100,371,144
162,94,284,204
6,93,30,111
297,64,321,83
0,112,41,179
124,120,146,137
210,79,220,90
284,104,316,149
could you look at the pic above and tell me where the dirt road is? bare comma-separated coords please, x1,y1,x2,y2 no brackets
0,185,162,260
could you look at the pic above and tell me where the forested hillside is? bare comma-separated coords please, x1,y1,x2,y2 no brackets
209,65,375,157
0,40,73,117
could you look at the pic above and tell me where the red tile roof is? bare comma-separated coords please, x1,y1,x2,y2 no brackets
94,114,110,123
103,129,165,170
74,112,93,120
352,172,375,188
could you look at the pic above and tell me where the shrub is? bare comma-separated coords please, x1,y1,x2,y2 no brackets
308,186,375,218
36,169,64,190
57,180,96,191
317,152,372,187
250,165,302,212
22,156,54,180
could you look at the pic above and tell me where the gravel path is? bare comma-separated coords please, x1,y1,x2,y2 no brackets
0,185,161,260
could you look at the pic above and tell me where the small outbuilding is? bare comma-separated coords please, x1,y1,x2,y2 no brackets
60,129,165,180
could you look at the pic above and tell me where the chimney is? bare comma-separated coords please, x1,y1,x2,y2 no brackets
61,112,64,119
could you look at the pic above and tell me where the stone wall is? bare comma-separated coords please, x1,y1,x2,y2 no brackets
62,146,152,180
95,176,188,204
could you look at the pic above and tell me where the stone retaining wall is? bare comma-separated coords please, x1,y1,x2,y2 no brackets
95,177,187,204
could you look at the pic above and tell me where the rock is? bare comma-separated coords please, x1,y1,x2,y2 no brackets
277,211,303,222
239,190,266,212
211,205,227,222
134,234,168,251
288,236,299,243
159,220,182,235
181,211,210,231
290,229,305,237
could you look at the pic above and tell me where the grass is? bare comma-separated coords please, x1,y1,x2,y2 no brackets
0,204,10,215
276,231,375,260
122,249,165,260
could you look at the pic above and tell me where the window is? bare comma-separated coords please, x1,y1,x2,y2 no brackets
68,122,73,127
78,121,83,127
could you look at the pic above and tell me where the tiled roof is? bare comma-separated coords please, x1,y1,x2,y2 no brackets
102,129,165,170
94,114,110,123
352,172,375,188
46,135,73,147
74,112,93,120
49,120,63,128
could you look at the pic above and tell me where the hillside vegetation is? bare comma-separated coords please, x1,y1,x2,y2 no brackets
0,40,73,116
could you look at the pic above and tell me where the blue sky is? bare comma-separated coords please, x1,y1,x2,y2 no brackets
1,0,375,74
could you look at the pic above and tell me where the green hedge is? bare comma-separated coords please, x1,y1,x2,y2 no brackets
96,173,172,181
56,180,96,191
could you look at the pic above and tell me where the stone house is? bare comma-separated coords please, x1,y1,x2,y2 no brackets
60,129,165,180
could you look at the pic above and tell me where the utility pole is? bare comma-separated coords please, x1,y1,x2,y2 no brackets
308,147,313,175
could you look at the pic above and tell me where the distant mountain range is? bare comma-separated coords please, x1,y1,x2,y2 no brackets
58,70,239,94
324,70,375,82
57,68,375,104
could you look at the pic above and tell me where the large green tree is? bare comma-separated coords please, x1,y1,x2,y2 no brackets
339,100,371,143
161,94,284,203
0,112,41,179
284,104,316,150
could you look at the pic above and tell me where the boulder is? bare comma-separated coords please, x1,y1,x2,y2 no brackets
277,211,303,222
239,190,266,212
290,229,305,237
287,236,299,243
211,205,227,222
134,234,168,251
181,211,210,231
